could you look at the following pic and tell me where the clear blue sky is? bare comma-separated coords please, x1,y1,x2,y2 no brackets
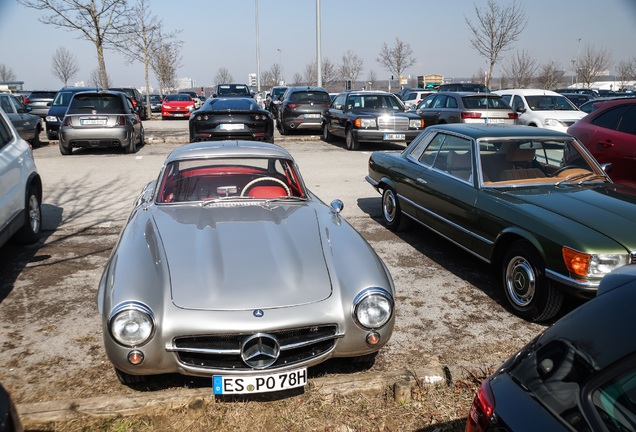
2,0,636,90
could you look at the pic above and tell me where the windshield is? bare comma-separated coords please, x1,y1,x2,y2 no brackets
52,91,75,107
165,94,192,102
525,95,578,111
347,94,403,111
156,157,306,203
217,85,250,96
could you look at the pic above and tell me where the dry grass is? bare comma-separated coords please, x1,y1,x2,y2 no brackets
24,368,492,432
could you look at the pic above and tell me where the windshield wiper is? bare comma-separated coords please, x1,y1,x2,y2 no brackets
578,174,609,185
556,172,604,186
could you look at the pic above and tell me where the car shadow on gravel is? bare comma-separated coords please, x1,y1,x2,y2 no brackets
355,196,583,324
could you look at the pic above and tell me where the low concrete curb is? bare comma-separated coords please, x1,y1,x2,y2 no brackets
18,366,462,425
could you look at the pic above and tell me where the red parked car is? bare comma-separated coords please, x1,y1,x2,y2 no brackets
567,98,636,188
161,94,196,120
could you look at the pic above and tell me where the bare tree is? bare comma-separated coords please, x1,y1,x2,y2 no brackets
18,0,133,89
291,73,303,86
149,31,182,95
114,0,171,118
616,58,636,91
261,63,282,88
215,68,233,85
51,47,79,86
367,70,377,90
502,49,537,88
576,44,612,88
0,64,17,81
89,67,110,88
465,0,527,88
303,58,338,89
339,50,364,86
535,61,566,89
376,38,416,89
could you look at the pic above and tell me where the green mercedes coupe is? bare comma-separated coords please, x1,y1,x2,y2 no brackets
366,124,636,322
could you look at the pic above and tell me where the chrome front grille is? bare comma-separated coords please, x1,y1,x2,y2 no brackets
171,325,339,370
377,116,409,131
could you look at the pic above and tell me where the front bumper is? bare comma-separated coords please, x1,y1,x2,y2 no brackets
353,128,422,143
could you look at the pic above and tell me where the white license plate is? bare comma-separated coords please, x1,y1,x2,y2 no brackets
220,123,244,130
304,113,321,118
213,367,307,394
384,133,405,141
174,114,183,117
80,119,107,125
485,118,504,124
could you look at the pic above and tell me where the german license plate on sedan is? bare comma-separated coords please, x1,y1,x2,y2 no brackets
384,133,405,141
80,118,107,125
485,118,505,124
213,367,307,394
304,114,321,118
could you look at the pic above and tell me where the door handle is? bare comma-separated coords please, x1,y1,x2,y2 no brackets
600,140,614,148
416,178,427,184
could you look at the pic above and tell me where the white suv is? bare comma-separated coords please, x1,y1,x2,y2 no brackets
0,107,43,248
493,89,586,133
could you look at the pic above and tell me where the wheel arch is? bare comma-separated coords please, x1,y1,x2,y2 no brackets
25,172,43,203
492,229,547,269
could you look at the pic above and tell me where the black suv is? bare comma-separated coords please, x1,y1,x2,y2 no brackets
110,87,148,119
213,84,252,98
323,90,424,150
277,86,331,135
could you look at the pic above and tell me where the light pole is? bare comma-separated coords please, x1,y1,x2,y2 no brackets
316,0,322,87
277,48,283,85
255,0,261,92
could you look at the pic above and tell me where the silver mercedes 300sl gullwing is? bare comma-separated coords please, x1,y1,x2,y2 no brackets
97,140,395,394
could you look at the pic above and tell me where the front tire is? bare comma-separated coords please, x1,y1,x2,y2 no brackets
502,240,564,322
29,124,41,148
381,187,410,231
14,185,41,244
346,128,360,150
115,368,146,385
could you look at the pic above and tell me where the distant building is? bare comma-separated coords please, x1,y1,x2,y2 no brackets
177,78,196,90
0,81,25,91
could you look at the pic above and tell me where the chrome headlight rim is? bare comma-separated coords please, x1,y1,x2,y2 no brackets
352,288,394,330
107,301,156,348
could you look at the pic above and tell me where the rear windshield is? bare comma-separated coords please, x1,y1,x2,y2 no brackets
462,96,511,109
67,94,124,114
28,91,57,99
289,91,331,103
217,85,250,96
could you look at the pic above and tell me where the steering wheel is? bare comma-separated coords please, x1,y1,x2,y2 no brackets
240,176,291,197
551,165,581,177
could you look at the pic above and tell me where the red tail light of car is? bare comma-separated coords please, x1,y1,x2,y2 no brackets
116,116,126,126
286,103,301,109
509,112,519,119
131,99,138,108
465,379,495,432
62,116,71,126
23,97,30,104
462,112,482,119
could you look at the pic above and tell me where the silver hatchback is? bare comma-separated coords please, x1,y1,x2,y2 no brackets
416,92,518,126
58,91,144,155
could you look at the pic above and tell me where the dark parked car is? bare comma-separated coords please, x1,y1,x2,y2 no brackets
24,90,57,118
466,264,636,432
148,94,163,113
366,123,636,322
212,83,252,98
560,92,596,108
45,86,100,140
415,92,518,127
0,93,43,147
555,87,600,98
110,87,148,120
567,98,636,188
0,383,23,432
436,83,490,93
322,90,424,150
579,95,636,114
0,107,42,250
189,97,274,143
58,90,144,155
277,86,331,135
266,85,288,119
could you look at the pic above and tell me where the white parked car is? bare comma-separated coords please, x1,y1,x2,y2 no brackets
493,89,586,133
402,90,434,110
0,108,42,249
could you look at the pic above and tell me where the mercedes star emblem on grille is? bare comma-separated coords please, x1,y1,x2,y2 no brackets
241,334,280,369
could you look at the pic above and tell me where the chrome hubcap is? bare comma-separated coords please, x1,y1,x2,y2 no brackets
505,256,535,307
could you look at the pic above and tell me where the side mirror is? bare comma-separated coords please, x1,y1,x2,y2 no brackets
601,162,613,174
212,94,217,98
516,107,526,113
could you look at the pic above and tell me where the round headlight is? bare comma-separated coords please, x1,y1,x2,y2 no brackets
353,289,393,329
109,303,154,347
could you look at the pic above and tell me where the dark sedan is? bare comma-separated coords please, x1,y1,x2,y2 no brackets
366,124,636,322
466,264,636,432
0,93,42,147
189,97,274,143
322,91,424,150
567,98,636,188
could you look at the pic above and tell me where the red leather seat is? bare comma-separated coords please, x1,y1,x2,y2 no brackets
247,185,288,198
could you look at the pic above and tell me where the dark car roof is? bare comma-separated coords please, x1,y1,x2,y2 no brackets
426,123,572,140
205,97,262,111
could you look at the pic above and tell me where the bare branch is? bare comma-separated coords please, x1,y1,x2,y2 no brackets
51,46,80,86
376,37,416,81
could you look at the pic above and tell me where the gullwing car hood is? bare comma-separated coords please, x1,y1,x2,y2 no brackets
152,203,331,311
501,185,636,249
